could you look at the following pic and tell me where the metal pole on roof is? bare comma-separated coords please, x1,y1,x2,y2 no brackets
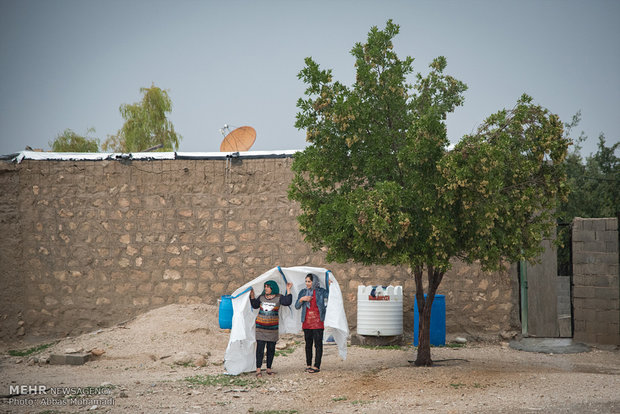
144,144,164,152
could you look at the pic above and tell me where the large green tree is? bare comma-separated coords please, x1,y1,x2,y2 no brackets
288,21,570,366
49,128,99,152
556,124,619,273
103,84,181,152
559,131,618,220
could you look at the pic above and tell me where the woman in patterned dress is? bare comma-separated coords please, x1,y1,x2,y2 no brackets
250,280,292,377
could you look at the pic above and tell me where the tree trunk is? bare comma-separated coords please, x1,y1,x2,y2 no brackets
413,265,445,367
415,292,434,366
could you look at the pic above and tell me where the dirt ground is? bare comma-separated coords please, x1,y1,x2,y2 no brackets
1,304,619,414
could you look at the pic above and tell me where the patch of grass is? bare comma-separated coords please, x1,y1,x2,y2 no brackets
275,347,296,357
275,341,300,357
8,342,56,357
356,344,404,350
450,382,466,389
351,399,371,405
37,411,63,414
332,396,348,402
255,411,298,414
184,374,261,388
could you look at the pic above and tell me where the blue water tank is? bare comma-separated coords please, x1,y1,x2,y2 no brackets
413,294,445,346
218,295,233,329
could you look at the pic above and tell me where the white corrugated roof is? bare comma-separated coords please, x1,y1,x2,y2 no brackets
5,150,301,163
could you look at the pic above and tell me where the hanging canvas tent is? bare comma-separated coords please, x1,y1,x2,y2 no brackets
224,266,349,375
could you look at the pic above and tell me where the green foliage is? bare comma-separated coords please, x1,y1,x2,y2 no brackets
356,344,405,350
275,341,299,357
103,84,181,152
559,131,619,221
439,95,569,270
8,342,56,356
254,411,298,414
289,20,568,273
291,20,468,270
289,21,569,365
49,128,99,152
555,114,618,274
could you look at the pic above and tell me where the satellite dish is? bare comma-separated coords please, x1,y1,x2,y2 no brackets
219,125,256,152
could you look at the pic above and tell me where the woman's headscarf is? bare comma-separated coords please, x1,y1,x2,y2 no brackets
304,273,321,309
261,280,279,296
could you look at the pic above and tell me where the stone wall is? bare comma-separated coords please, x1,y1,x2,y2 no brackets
572,217,620,345
0,156,519,343
0,162,25,338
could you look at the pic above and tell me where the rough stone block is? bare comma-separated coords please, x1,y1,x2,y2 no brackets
596,310,620,324
573,298,587,312
584,263,609,275
591,275,616,288
596,332,620,346
596,230,616,242
572,218,584,231
592,219,608,232
599,252,619,265
593,287,619,300
586,298,615,310
573,286,595,299
582,308,598,321
49,353,90,365
573,230,595,243
574,332,595,344
583,241,607,253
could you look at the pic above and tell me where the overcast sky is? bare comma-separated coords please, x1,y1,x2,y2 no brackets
1,0,618,156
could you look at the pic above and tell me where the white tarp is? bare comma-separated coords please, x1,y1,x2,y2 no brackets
12,151,178,163
224,266,349,375
9,150,301,163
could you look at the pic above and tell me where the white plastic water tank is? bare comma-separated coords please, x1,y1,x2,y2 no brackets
357,285,403,336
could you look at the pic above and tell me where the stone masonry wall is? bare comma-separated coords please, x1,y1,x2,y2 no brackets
0,156,519,343
572,217,620,345
0,162,25,339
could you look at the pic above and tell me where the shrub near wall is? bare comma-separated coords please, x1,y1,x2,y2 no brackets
0,156,519,342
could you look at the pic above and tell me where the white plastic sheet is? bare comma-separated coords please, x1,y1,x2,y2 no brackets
10,150,301,163
224,266,349,375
